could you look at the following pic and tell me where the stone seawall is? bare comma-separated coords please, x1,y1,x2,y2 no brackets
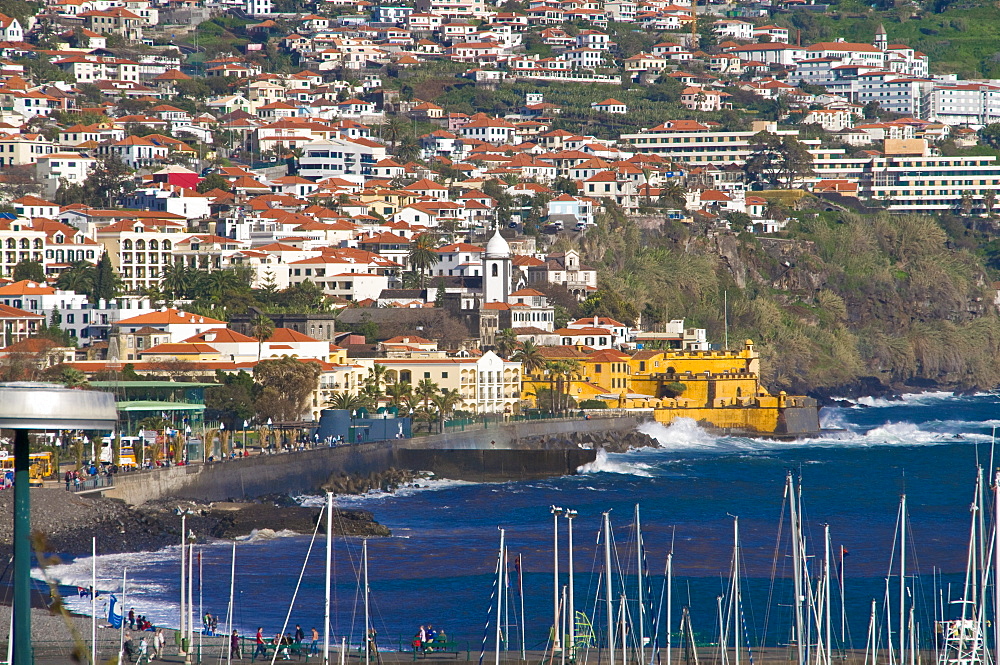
103,416,650,505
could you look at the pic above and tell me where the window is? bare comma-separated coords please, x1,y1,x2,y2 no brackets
594,364,601,373
442,372,448,379
424,371,431,378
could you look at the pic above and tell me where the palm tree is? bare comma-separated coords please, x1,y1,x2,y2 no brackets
251,313,274,361
160,261,196,300
55,260,96,296
415,378,439,411
364,364,388,404
547,359,582,414
407,234,437,287
396,135,421,163
513,340,546,376
494,328,518,359
387,381,412,410
326,392,368,410
383,116,409,149
431,388,463,433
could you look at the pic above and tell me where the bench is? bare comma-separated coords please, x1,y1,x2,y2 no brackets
412,640,461,659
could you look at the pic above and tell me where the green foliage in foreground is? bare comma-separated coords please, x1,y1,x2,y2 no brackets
577,211,1000,394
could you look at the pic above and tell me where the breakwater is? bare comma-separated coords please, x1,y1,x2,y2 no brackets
102,415,651,505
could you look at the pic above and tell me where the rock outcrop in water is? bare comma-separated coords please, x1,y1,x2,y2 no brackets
322,467,427,495
537,427,660,453
0,489,392,560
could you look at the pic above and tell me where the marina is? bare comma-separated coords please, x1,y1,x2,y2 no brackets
21,391,1000,665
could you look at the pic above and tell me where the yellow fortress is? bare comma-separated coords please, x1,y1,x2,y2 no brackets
523,339,820,437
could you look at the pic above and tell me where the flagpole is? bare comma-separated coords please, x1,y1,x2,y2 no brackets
518,554,526,660
840,546,846,648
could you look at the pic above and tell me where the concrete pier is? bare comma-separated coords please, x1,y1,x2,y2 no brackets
102,416,650,505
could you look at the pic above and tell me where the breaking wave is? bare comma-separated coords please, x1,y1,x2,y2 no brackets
576,448,654,476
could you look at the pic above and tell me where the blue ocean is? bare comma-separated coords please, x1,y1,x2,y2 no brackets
41,391,1000,654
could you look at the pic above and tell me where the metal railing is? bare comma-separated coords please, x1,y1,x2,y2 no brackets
65,475,116,492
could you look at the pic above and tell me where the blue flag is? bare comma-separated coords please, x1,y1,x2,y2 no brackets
108,594,122,629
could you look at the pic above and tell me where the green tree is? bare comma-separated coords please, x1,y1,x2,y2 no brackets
415,377,439,411
326,392,370,410
253,356,322,423
494,328,518,359
407,234,437,287
92,253,119,302
56,260,96,296
205,370,255,430
197,173,232,193
251,313,275,361
743,131,815,189
364,363,389,403
513,339,546,375
431,388,463,433
386,380,412,410
12,259,45,283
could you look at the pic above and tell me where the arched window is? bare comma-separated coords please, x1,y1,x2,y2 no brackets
18,238,28,249
123,240,133,250
32,239,42,249
491,264,498,277
149,239,158,250
162,241,171,250
135,239,145,250
4,239,13,249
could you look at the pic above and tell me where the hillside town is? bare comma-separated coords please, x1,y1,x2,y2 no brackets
0,0,993,428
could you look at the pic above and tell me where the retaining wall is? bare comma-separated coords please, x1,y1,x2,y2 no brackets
103,416,649,505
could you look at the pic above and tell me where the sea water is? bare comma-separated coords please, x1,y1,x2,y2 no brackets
38,391,1000,652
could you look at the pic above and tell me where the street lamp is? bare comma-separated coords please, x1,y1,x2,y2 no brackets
0,382,116,665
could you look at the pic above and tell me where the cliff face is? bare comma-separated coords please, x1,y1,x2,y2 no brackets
578,211,1000,397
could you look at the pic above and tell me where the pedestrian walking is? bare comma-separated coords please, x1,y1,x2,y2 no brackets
230,630,242,660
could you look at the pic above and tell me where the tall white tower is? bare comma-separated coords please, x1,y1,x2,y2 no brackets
483,228,512,304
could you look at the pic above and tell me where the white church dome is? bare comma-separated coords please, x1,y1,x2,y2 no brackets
485,229,511,258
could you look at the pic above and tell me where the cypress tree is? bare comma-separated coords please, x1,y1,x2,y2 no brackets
92,254,118,303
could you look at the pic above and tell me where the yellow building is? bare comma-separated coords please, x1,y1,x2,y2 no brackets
518,340,818,435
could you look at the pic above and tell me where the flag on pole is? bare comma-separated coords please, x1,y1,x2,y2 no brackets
108,594,122,629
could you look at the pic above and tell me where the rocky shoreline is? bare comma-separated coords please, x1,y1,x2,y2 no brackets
0,488,391,562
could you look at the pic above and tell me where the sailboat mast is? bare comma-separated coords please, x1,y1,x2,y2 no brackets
788,475,805,665
325,492,333,665
567,510,577,662
553,506,562,652
118,568,127,665
733,516,741,665
995,472,1000,665
824,525,832,665
226,543,235,665
363,540,370,665
899,494,907,665
865,599,876,665
637,505,645,665
495,529,505,665
91,538,96,665
604,512,615,665
666,551,673,665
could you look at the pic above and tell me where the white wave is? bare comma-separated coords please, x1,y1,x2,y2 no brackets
308,477,477,506
634,414,989,457
37,547,187,631
637,417,722,450
837,391,955,408
819,407,849,430
235,528,301,542
577,448,653,476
